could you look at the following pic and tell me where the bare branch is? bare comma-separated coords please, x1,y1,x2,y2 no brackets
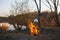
46,0,54,11
34,0,39,11
10,0,29,16
57,0,59,7
42,1,53,11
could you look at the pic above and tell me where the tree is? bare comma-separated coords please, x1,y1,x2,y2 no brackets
34,0,41,27
43,0,60,26
9,0,30,31
10,0,29,16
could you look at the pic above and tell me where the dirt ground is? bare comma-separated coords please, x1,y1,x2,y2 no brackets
0,27,60,40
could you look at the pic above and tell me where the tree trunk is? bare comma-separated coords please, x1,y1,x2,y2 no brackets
54,2,59,27
55,12,59,27
34,0,41,27
38,10,41,27
13,24,18,31
38,0,41,27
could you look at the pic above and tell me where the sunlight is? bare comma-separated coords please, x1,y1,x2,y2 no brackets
0,23,9,30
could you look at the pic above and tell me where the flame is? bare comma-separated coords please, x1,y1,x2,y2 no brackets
28,20,39,36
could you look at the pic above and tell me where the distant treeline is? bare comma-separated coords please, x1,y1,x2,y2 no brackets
0,11,60,27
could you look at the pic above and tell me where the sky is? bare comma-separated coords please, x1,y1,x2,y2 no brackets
0,0,60,17
0,0,60,30
0,0,13,16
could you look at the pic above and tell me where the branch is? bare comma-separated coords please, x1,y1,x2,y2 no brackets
46,0,53,11
57,0,59,7
34,0,39,11
42,1,51,11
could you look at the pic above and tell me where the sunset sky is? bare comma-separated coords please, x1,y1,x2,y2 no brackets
0,0,60,17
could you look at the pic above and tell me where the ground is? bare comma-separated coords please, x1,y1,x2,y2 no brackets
0,27,60,40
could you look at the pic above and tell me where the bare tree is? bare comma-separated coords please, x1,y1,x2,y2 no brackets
42,0,60,27
10,0,29,16
34,0,41,27
10,0,29,31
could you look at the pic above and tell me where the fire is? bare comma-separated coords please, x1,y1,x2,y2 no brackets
28,20,40,36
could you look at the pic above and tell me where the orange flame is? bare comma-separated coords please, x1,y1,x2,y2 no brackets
28,20,39,36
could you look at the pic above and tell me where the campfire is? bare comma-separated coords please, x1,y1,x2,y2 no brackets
28,20,40,36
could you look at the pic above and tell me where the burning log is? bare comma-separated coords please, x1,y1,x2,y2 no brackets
28,20,40,36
